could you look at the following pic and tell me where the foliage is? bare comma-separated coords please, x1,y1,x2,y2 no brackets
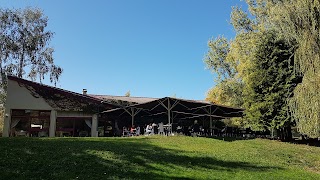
205,36,236,81
206,78,243,107
242,31,301,141
0,7,62,105
204,36,244,109
125,90,131,97
204,0,309,140
0,136,320,179
267,0,320,138
289,73,320,138
0,7,62,82
230,6,253,33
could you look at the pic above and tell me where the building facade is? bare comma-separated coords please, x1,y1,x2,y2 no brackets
2,76,115,137
2,76,244,137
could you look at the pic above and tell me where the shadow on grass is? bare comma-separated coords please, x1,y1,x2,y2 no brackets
286,139,320,147
206,136,256,142
0,137,281,179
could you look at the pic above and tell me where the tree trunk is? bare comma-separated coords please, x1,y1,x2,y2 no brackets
0,64,7,105
18,54,24,78
277,128,283,141
285,124,292,142
277,123,292,142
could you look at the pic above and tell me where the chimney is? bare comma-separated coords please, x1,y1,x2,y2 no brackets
83,89,87,95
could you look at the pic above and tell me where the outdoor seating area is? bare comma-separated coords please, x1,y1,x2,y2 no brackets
122,122,170,137
118,119,266,139
101,96,244,138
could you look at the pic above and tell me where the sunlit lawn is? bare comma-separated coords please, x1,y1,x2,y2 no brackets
0,136,320,180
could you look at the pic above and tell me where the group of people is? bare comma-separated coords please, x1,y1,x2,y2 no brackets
123,122,172,137
175,120,203,136
145,122,168,135
120,119,260,138
122,125,140,136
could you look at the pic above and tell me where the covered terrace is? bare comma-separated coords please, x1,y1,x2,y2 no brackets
101,97,244,135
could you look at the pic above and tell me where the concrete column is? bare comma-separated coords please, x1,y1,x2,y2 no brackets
91,114,98,137
49,110,57,137
2,108,11,137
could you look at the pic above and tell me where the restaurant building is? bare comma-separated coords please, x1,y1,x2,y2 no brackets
2,76,244,137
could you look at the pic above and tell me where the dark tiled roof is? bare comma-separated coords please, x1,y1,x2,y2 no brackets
8,76,116,112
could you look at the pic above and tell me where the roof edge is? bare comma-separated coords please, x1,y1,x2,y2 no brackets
7,75,104,103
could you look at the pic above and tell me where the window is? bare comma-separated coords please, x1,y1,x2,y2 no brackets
11,109,50,137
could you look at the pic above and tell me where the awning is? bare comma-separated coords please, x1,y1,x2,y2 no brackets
100,97,244,129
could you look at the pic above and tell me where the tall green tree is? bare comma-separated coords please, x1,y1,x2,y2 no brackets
0,7,62,103
204,36,243,107
205,1,304,141
243,31,302,141
1,7,62,82
267,0,320,138
205,36,236,81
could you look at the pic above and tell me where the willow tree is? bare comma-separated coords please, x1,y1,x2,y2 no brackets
267,0,320,137
227,0,320,138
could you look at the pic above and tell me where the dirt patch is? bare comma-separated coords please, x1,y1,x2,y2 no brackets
306,166,320,174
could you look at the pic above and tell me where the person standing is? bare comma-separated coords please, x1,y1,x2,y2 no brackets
193,120,200,137
152,122,158,135
146,124,152,135
136,126,140,136
158,122,164,135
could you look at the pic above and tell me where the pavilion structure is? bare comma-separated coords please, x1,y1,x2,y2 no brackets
101,97,244,134
2,75,244,137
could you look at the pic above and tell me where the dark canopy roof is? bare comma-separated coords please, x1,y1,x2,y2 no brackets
101,97,244,121
7,76,244,119
90,95,157,104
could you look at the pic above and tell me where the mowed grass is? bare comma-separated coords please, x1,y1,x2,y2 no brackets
0,136,320,180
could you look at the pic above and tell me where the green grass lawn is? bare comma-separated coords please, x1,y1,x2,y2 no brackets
0,136,320,180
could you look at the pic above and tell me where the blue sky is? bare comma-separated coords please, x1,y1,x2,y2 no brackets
1,0,248,100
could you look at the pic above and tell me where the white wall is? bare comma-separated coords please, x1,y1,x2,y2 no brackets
2,79,53,137
5,79,53,110
2,79,99,137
